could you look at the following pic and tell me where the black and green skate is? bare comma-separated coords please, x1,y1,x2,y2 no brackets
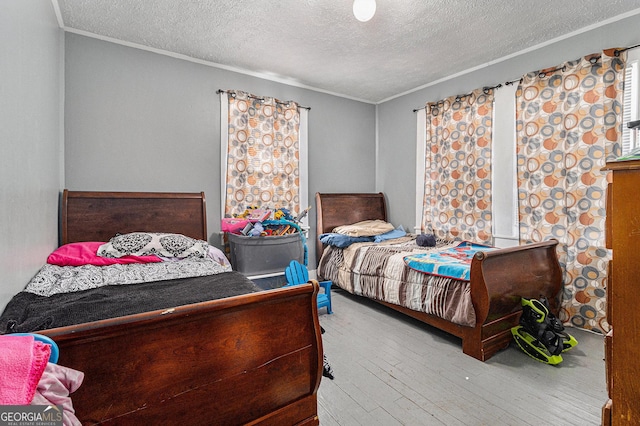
511,296,578,365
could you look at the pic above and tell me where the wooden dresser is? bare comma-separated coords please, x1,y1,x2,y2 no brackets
602,159,640,425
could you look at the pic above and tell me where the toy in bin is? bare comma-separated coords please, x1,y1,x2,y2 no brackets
244,208,271,222
274,206,310,223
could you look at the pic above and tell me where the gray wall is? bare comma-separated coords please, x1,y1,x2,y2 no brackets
377,13,640,232
64,34,376,266
0,1,63,311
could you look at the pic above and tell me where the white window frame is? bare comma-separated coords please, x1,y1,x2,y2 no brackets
415,108,426,233
622,49,640,154
491,84,519,247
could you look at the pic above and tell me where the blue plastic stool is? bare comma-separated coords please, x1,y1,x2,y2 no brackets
284,260,333,314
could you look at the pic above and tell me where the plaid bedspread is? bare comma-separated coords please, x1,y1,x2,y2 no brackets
318,237,477,327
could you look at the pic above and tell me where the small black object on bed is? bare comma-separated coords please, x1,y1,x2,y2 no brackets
416,233,437,247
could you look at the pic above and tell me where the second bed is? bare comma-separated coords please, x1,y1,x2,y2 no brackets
315,192,563,362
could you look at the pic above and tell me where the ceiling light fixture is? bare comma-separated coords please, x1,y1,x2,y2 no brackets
353,0,376,22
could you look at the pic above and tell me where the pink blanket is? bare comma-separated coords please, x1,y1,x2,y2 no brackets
32,363,84,426
0,335,51,404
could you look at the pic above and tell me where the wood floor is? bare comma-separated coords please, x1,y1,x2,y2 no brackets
317,289,606,426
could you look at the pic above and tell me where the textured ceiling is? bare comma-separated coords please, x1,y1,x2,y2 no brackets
55,0,640,103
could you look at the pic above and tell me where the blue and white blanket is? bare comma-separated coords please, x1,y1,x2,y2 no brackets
320,227,406,248
403,241,496,281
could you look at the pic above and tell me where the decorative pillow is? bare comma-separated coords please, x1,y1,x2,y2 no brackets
332,220,395,237
207,245,231,267
47,242,162,266
97,233,209,259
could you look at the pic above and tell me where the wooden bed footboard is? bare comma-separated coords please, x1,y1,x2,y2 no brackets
470,239,563,324
376,241,563,362
464,239,563,360
40,283,323,426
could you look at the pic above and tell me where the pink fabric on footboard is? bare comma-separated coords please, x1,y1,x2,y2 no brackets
0,335,50,404
0,334,84,425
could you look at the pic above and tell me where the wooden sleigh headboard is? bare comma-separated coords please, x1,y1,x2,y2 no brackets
61,190,208,245
315,192,387,264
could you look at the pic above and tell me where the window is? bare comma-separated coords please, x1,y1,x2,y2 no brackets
622,49,640,154
219,90,308,229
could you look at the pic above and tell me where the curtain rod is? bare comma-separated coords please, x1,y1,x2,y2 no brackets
505,45,640,87
616,43,640,55
412,84,500,112
505,55,602,86
217,89,310,110
412,43,640,112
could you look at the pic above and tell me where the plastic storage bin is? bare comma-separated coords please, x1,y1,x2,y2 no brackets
227,232,304,276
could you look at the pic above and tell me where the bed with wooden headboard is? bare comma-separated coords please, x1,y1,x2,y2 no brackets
315,192,563,362
2,190,322,425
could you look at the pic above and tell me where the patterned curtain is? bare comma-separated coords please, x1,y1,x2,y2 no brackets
422,88,494,244
224,90,300,218
516,49,626,332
